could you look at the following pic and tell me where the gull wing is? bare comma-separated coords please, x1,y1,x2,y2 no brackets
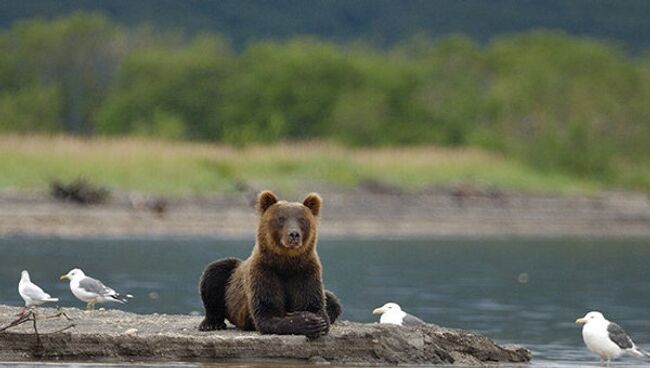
402,312,426,326
21,283,50,300
607,322,634,349
79,277,116,296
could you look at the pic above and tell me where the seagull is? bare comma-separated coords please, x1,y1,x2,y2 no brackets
18,270,59,316
60,268,132,310
372,302,425,326
576,311,649,365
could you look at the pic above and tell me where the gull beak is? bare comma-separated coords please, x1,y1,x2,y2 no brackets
372,307,384,315
60,274,69,280
576,318,587,324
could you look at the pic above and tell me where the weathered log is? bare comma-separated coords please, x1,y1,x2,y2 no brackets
0,305,530,365
50,178,109,205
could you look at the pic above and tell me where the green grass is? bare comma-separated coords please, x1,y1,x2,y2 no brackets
0,135,607,195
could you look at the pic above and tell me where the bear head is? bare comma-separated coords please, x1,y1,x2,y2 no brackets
256,190,321,255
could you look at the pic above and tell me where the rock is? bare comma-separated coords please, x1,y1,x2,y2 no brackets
0,305,530,365
308,355,329,364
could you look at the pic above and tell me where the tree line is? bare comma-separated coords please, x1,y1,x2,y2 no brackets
1,13,649,185
2,1,649,50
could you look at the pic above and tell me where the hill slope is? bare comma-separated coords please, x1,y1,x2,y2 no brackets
1,0,649,50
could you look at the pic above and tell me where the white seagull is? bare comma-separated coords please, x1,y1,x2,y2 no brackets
576,311,649,364
18,270,59,316
372,302,425,326
60,268,132,310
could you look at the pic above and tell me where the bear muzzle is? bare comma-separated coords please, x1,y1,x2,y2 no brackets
282,230,303,248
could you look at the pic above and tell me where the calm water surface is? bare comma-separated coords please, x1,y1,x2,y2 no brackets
1,237,649,367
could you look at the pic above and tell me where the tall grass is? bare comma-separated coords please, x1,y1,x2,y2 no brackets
0,135,600,195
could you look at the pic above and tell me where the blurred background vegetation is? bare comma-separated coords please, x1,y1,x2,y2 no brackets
0,3,649,192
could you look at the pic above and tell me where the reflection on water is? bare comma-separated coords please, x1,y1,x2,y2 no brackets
1,237,649,367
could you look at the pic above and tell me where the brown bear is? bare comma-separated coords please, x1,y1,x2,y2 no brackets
198,190,342,338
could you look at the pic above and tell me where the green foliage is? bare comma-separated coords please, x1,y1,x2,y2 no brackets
329,88,388,146
131,109,186,140
219,39,361,143
0,85,62,132
96,35,233,140
410,35,487,145
0,13,649,190
484,31,642,178
0,12,126,134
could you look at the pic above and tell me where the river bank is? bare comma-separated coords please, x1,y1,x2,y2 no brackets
0,305,530,365
0,186,649,239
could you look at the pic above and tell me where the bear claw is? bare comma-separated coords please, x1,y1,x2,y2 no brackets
198,318,226,331
286,312,329,338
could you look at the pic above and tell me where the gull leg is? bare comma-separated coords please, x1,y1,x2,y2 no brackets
45,307,72,321
16,307,27,317
57,306,73,321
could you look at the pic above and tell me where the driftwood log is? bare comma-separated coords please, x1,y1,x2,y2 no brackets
50,178,109,205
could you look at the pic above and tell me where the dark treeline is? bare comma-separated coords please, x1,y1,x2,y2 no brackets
1,0,649,51
1,13,649,187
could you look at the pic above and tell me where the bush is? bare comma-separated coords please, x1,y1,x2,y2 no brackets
0,85,63,132
0,14,649,187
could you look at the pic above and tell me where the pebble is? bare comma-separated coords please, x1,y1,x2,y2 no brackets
308,356,330,365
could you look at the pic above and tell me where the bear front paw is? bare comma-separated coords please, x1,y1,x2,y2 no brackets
286,312,329,338
198,318,226,331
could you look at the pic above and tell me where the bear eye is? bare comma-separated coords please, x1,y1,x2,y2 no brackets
299,218,307,226
277,216,286,224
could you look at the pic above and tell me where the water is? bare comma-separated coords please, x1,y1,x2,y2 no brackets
1,237,649,367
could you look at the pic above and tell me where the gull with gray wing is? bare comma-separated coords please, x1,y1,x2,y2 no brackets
372,302,425,326
576,311,649,365
60,268,132,310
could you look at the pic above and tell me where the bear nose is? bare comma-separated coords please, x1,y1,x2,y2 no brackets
289,231,300,241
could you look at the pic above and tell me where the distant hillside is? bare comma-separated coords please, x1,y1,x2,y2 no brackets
1,0,649,50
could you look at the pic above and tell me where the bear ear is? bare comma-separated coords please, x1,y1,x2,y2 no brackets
258,190,279,213
302,193,322,217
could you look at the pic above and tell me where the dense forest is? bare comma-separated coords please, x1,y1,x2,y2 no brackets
0,13,649,189
1,0,649,50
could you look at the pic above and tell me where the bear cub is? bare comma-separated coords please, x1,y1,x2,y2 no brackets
199,190,342,338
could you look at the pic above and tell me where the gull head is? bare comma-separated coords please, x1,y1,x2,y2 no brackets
373,302,402,315
576,311,606,325
20,270,30,282
60,268,85,281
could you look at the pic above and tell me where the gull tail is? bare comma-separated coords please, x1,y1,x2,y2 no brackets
42,293,59,303
628,346,649,358
111,293,133,303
